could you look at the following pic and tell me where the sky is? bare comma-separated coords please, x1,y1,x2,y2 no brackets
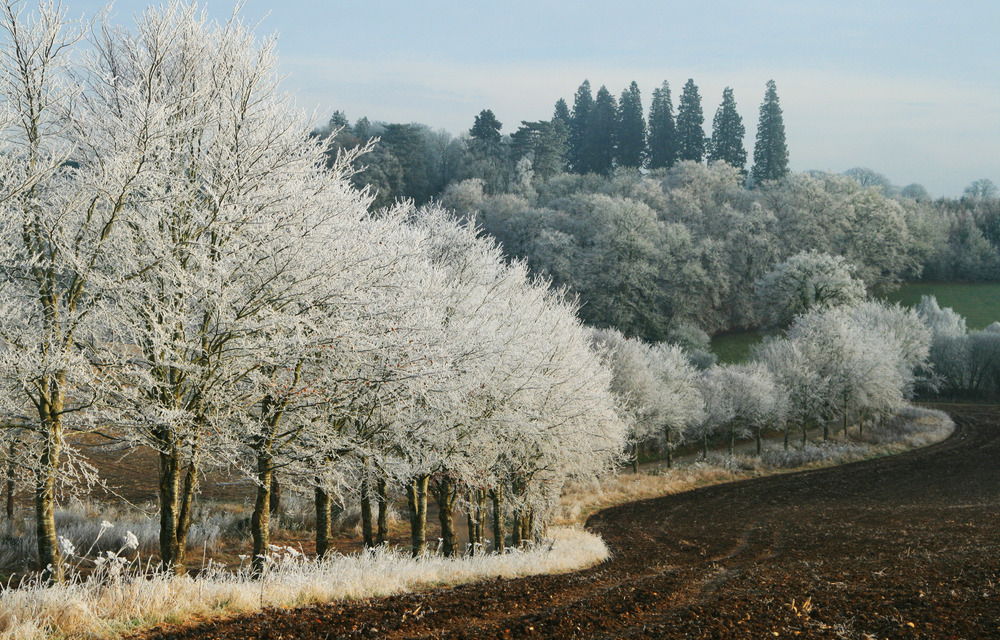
70,0,999,197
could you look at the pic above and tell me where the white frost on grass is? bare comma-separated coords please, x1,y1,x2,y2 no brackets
0,526,606,640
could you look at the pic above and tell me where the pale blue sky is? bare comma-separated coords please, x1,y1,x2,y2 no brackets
72,1,999,197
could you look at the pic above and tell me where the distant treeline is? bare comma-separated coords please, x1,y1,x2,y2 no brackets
316,80,1000,342
315,78,787,206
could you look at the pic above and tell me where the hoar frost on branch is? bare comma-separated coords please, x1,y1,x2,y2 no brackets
0,0,629,581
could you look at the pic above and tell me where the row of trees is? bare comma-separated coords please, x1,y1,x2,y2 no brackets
560,78,787,183
314,77,789,205
594,291,931,465
0,1,629,582
918,296,1000,398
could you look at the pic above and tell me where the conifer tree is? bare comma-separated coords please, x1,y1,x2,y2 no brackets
708,87,747,173
553,98,570,124
615,81,645,169
676,79,706,163
569,81,594,173
588,86,617,175
470,109,503,144
647,80,677,170
752,79,789,184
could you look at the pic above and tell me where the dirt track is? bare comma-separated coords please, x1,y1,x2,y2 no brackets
138,405,1000,639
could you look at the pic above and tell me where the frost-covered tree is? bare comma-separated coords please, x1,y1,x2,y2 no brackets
591,329,701,469
0,0,123,583
698,363,786,456
756,251,866,328
79,3,386,574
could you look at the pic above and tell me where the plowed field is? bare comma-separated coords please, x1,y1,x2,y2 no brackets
136,404,1000,639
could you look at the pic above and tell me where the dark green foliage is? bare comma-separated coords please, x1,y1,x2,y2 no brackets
470,109,503,144
676,79,705,163
588,86,617,175
381,124,433,202
553,98,570,124
615,81,645,169
511,119,567,181
351,145,404,210
568,81,594,173
752,80,789,184
708,87,746,173
647,80,677,170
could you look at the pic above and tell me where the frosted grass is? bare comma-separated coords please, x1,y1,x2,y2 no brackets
0,527,606,640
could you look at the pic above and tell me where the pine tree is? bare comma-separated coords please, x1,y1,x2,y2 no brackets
647,80,677,170
708,87,747,173
568,81,594,173
511,120,567,180
470,109,503,144
675,79,705,163
588,85,617,175
615,81,645,169
553,98,570,124
752,80,789,184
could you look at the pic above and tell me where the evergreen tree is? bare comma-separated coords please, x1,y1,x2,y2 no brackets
615,81,646,169
588,85,617,175
470,109,503,144
676,79,706,163
752,80,789,184
511,120,567,180
708,87,747,173
553,98,570,124
647,80,677,170
568,80,594,173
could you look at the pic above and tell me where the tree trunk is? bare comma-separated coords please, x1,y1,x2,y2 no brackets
35,414,62,584
490,486,505,553
801,424,808,447
314,486,331,559
511,511,523,548
407,474,429,557
432,475,457,557
466,489,486,554
729,426,735,455
360,475,375,549
5,441,15,519
250,453,272,576
631,442,639,474
843,398,850,436
376,478,389,545
269,475,281,516
664,428,673,469
157,441,184,574
784,424,789,451
755,430,762,456
702,434,708,460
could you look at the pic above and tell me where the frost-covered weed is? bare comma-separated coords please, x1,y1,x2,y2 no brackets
0,527,605,640
0,502,246,572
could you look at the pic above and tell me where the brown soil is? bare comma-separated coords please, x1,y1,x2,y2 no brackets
132,404,1000,639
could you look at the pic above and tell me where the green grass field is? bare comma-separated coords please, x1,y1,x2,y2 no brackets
880,282,1000,330
710,282,1000,363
